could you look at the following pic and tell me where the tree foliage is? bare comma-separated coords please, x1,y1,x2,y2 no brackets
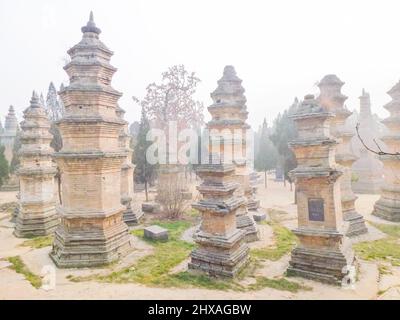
10,128,21,174
134,65,204,133
270,99,299,184
0,145,9,187
133,106,158,201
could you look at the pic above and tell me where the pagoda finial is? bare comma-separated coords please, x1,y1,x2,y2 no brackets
81,11,101,35
30,91,40,108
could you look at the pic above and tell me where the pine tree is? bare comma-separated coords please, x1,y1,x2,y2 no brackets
255,118,278,188
133,106,157,201
46,82,63,121
0,145,9,187
45,82,63,151
10,128,21,174
270,98,299,189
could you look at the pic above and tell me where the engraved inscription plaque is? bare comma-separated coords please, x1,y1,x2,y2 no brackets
308,198,324,221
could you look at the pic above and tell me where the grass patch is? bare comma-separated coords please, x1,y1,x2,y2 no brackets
20,235,53,249
7,256,42,289
71,220,195,286
354,239,400,266
69,218,309,293
247,276,311,293
369,221,400,238
250,223,297,261
186,208,200,219
378,264,392,276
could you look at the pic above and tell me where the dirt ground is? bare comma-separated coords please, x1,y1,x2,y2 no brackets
1,174,400,300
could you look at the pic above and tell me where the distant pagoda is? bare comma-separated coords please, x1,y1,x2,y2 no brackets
0,105,18,163
14,92,58,237
287,95,354,285
207,65,259,242
317,75,367,237
50,12,131,267
116,105,143,225
373,80,400,221
352,89,383,194
189,155,250,277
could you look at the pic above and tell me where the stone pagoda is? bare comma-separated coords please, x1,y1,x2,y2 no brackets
317,75,367,237
207,65,259,242
14,92,58,237
373,80,400,221
189,154,249,277
116,105,142,225
287,95,354,285
352,89,384,194
50,12,131,267
0,105,19,163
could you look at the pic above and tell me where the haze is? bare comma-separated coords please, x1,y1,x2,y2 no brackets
1,0,400,128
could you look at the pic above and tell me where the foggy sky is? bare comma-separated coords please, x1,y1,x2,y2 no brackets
1,0,400,129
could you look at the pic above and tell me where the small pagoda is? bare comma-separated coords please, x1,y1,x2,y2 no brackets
50,12,130,267
317,75,367,237
373,80,400,221
189,154,249,277
287,95,354,285
207,65,259,242
14,92,58,237
116,105,143,225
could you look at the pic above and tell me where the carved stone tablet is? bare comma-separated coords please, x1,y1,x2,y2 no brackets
308,198,324,221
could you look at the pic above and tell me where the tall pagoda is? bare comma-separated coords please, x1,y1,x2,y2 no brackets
351,89,384,194
373,81,400,221
189,155,250,277
287,95,354,284
116,106,143,225
317,75,367,237
14,92,58,237
50,12,131,267
207,66,259,242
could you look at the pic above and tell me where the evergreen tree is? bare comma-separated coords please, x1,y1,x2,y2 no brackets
0,145,9,187
270,98,299,189
133,106,157,201
10,128,21,174
45,82,64,151
255,118,278,188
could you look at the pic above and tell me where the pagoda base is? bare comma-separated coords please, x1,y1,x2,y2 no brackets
14,207,59,238
50,210,131,268
287,229,354,285
236,214,259,242
188,229,250,278
344,211,368,237
122,197,143,226
247,198,260,211
373,197,400,222
123,208,143,226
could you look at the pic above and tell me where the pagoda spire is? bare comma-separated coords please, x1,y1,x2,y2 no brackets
81,10,101,34
29,91,40,108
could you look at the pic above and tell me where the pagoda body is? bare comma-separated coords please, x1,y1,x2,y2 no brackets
116,106,143,225
351,90,384,194
287,95,354,285
317,75,367,237
14,93,58,237
0,105,19,163
207,66,259,242
189,158,249,277
373,81,400,221
50,13,130,267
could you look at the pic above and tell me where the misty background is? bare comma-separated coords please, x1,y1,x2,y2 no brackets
1,0,400,128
